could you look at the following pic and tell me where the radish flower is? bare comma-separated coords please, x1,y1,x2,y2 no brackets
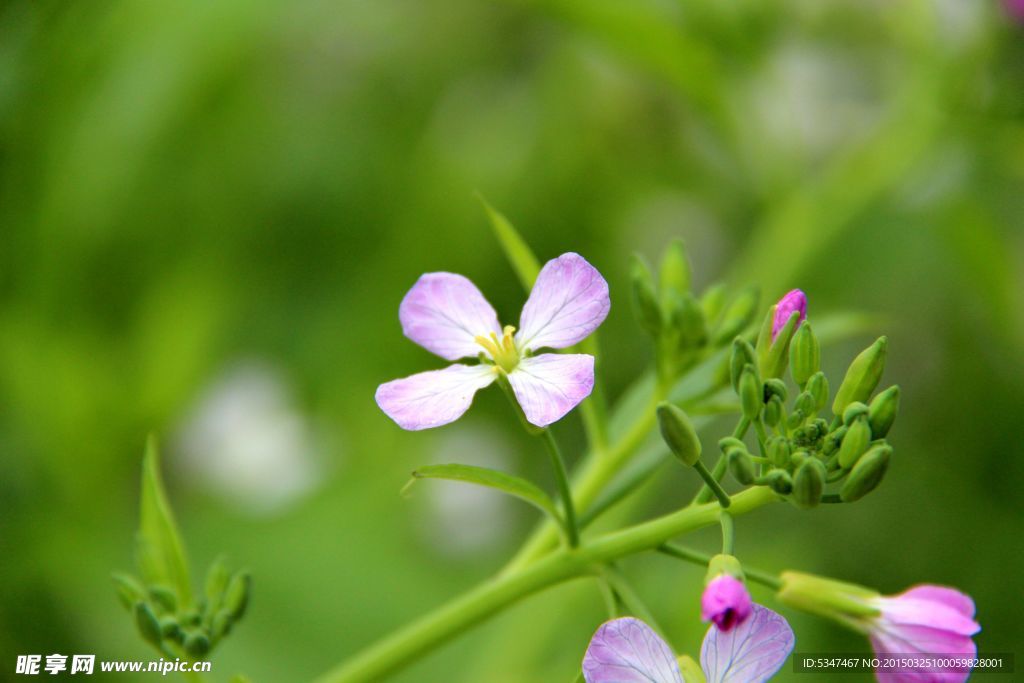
772,289,807,341
582,607,794,683
376,253,610,430
701,574,753,632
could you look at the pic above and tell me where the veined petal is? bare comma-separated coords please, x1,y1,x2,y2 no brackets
870,630,976,683
507,353,594,427
582,617,683,683
873,597,980,637
399,272,502,361
516,253,610,351
898,586,976,619
375,364,497,430
701,604,795,683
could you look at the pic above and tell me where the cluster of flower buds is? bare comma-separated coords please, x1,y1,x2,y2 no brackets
114,559,251,658
631,239,759,385
725,291,899,507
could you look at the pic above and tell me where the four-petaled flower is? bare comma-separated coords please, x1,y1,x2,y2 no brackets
376,252,610,430
582,607,794,683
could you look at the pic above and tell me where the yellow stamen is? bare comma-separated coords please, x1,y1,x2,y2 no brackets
475,325,519,373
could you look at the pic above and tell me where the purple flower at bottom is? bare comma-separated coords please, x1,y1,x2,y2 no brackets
375,252,610,430
702,574,753,631
868,585,980,683
771,289,807,341
582,606,794,683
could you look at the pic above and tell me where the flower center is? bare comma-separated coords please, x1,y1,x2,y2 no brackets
475,325,520,373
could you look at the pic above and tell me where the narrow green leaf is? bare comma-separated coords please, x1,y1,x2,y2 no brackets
409,464,561,523
477,195,540,291
136,435,192,605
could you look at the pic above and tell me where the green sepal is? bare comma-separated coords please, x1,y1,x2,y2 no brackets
842,401,869,426
656,403,702,467
868,385,900,439
630,255,663,337
729,338,757,390
837,417,872,469
134,602,163,647
832,336,888,416
763,395,783,428
789,322,820,387
658,238,692,306
204,555,231,615
739,364,762,421
135,436,192,606
706,553,744,583
762,311,800,379
791,458,825,509
727,449,756,485
224,570,251,621
806,372,830,411
407,463,562,522
712,286,760,346
478,195,540,291
840,445,891,502
777,571,880,631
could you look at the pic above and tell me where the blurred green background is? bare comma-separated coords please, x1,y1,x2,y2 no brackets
2,0,1022,681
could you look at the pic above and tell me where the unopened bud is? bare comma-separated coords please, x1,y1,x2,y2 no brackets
739,365,762,421
729,338,757,390
794,391,816,417
772,289,808,341
838,417,872,469
821,425,847,456
134,602,163,646
211,610,233,642
806,372,829,411
657,403,702,466
766,469,793,495
224,571,251,621
763,378,787,402
184,632,211,658
763,395,783,428
768,437,791,468
112,573,146,611
159,617,181,641
659,238,692,303
791,458,825,509
832,337,888,416
839,444,891,502
786,409,805,430
630,255,662,337
718,436,746,454
713,286,760,346
148,585,177,615
728,449,756,485
668,293,707,348
790,322,820,387
868,385,900,439
842,402,869,426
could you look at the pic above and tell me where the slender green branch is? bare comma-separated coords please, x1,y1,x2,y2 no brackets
542,429,579,548
719,510,734,555
694,417,749,504
693,460,731,508
657,542,782,590
315,487,778,683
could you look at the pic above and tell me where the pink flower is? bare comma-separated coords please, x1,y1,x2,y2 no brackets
868,585,980,683
375,253,610,430
771,289,807,341
701,574,753,631
1006,0,1024,22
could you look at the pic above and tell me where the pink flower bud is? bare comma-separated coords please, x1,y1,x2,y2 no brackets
701,574,753,631
772,289,807,341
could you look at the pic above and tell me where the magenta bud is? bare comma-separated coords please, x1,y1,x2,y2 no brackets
701,574,753,631
772,289,807,341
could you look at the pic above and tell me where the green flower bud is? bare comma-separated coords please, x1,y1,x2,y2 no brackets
630,255,662,337
204,556,230,614
832,336,888,417
211,610,233,642
789,322,820,387
718,436,746,454
739,365,762,421
148,585,177,615
806,372,829,412
766,469,793,495
712,286,760,346
184,632,211,658
839,444,892,502
790,449,809,468
763,395,783,428
821,425,847,456
667,293,707,348
842,401,869,426
728,449,756,485
656,403,702,467
112,573,147,611
659,238,692,303
794,391,816,417
701,283,727,324
768,437,791,468
837,417,872,469
791,458,825,509
763,378,787,402
224,571,251,621
729,338,757,390
868,385,900,439
786,408,805,430
159,617,181,641
134,602,163,646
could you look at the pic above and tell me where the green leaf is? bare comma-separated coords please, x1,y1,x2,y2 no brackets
135,435,192,605
408,464,561,523
477,195,540,291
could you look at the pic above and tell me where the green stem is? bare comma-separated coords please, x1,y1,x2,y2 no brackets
720,510,734,555
694,417,749,504
542,429,579,548
314,488,778,683
657,542,782,590
693,460,731,508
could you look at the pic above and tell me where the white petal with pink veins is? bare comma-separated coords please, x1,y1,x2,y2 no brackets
375,364,497,430
399,272,502,361
516,253,610,351
507,353,594,427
